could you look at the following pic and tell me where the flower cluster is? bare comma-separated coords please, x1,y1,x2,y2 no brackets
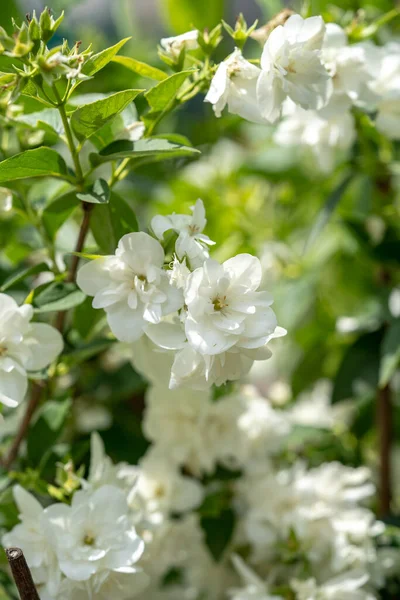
77,200,285,390
0,293,63,409
4,383,390,599
204,13,400,172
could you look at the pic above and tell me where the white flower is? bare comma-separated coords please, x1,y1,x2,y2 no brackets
2,486,61,596
321,24,373,105
151,199,215,268
229,556,283,600
45,485,144,582
77,232,183,342
257,15,331,123
160,30,199,58
0,187,12,213
87,432,138,493
0,293,63,408
292,570,372,600
205,48,268,123
137,447,204,517
184,255,283,356
116,120,145,142
368,42,400,139
274,98,356,173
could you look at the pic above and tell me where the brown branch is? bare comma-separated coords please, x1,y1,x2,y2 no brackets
55,202,93,332
377,383,392,516
1,383,43,471
6,547,40,600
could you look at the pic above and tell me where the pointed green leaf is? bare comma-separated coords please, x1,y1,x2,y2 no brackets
304,173,354,253
90,192,139,254
112,55,167,81
70,89,143,141
90,137,199,166
27,399,72,466
42,192,80,240
82,37,131,76
145,70,193,112
14,109,64,136
77,178,110,204
32,281,86,313
0,148,69,183
0,262,50,292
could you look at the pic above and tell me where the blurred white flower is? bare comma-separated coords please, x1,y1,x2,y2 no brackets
0,187,12,213
205,48,268,123
368,42,400,139
257,15,331,123
77,233,183,342
137,447,204,517
229,555,283,600
275,98,356,172
151,199,215,268
160,30,199,58
0,293,63,408
292,570,372,600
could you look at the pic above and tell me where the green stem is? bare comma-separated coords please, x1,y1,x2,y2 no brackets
53,86,84,186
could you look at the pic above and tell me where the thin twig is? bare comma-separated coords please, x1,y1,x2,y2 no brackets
377,383,392,516
1,384,43,471
54,202,93,332
6,547,40,600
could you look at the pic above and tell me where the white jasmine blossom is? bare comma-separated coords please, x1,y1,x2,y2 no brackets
257,15,331,123
205,48,268,123
45,485,144,582
0,293,63,408
184,255,284,356
160,30,199,58
77,232,183,342
151,199,215,268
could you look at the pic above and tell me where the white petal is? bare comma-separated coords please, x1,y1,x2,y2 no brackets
106,302,145,342
223,254,262,291
25,323,63,371
13,485,43,518
77,258,112,297
145,322,186,350
0,364,27,407
185,317,235,355
151,215,174,239
117,232,164,272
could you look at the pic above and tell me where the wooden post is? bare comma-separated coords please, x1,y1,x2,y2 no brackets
5,548,40,600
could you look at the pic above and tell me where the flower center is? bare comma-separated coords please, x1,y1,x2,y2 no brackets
0,345,8,357
188,224,200,235
213,295,228,312
83,533,96,546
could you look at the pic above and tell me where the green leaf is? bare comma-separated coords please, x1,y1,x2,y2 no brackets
332,330,384,403
90,192,139,253
0,262,50,292
82,37,131,76
77,179,110,204
112,55,167,81
73,296,104,340
32,281,86,313
200,508,235,561
0,487,19,529
0,148,69,183
90,137,199,166
70,90,143,141
145,70,193,112
162,0,224,33
380,320,400,388
14,109,64,136
42,192,80,240
27,399,72,466
304,173,354,253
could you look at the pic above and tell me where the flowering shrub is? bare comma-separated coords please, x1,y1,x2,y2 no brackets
0,3,399,600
